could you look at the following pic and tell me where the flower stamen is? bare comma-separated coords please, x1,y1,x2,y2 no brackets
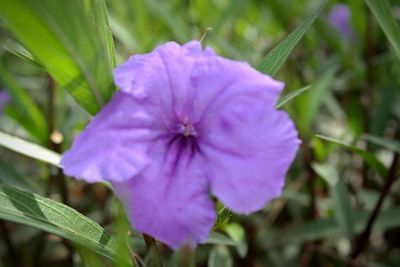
179,117,196,137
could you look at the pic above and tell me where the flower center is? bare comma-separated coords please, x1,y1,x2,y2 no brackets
178,119,197,137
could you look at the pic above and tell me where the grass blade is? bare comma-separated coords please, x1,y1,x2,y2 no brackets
316,134,388,177
366,0,400,60
272,207,400,245
276,85,310,108
363,134,400,154
0,62,48,144
0,131,60,166
297,68,336,135
0,0,115,115
258,2,327,76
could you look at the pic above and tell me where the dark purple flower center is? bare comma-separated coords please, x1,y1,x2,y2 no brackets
164,118,201,171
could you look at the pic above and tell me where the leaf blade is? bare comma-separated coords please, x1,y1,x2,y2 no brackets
366,0,400,60
257,2,327,76
0,62,48,144
0,131,60,166
276,85,311,108
316,134,388,177
363,134,400,154
270,207,400,245
0,0,115,114
0,185,132,265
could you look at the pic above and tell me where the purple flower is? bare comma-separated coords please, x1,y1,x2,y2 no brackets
61,41,300,248
328,4,353,40
0,90,10,115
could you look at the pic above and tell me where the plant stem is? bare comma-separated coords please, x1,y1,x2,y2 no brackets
350,152,399,259
143,233,163,267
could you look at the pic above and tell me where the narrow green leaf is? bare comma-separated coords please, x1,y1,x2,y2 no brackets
108,13,138,52
3,45,42,68
313,163,354,241
366,0,400,60
298,68,336,135
316,134,388,177
271,207,400,245
363,134,400,154
0,0,115,115
0,131,60,166
276,85,311,108
85,0,116,68
114,201,135,267
0,185,132,265
215,203,232,228
208,246,233,267
371,85,396,137
0,62,48,144
257,2,327,76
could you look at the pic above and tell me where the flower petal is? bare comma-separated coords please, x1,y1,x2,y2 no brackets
113,137,216,249
201,101,300,214
189,53,284,125
61,91,162,183
113,41,204,123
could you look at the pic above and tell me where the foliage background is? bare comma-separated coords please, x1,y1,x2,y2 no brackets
0,0,400,266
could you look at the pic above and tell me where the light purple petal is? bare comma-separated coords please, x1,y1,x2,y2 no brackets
201,99,300,213
0,90,10,114
61,91,163,183
113,41,283,125
190,55,284,126
328,4,352,40
113,138,215,249
113,41,202,123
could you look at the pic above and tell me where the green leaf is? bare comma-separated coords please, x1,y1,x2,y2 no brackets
0,62,48,144
297,68,336,135
366,0,400,60
85,0,116,68
114,201,135,267
0,0,115,115
0,131,60,166
276,85,311,109
312,163,354,241
271,207,400,245
0,185,132,265
371,85,396,137
208,246,233,267
108,13,138,52
205,232,238,247
316,134,388,177
225,223,248,258
257,2,326,76
363,134,400,154
215,205,232,228
3,44,42,68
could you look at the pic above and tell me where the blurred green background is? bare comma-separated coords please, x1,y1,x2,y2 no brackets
0,0,400,266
